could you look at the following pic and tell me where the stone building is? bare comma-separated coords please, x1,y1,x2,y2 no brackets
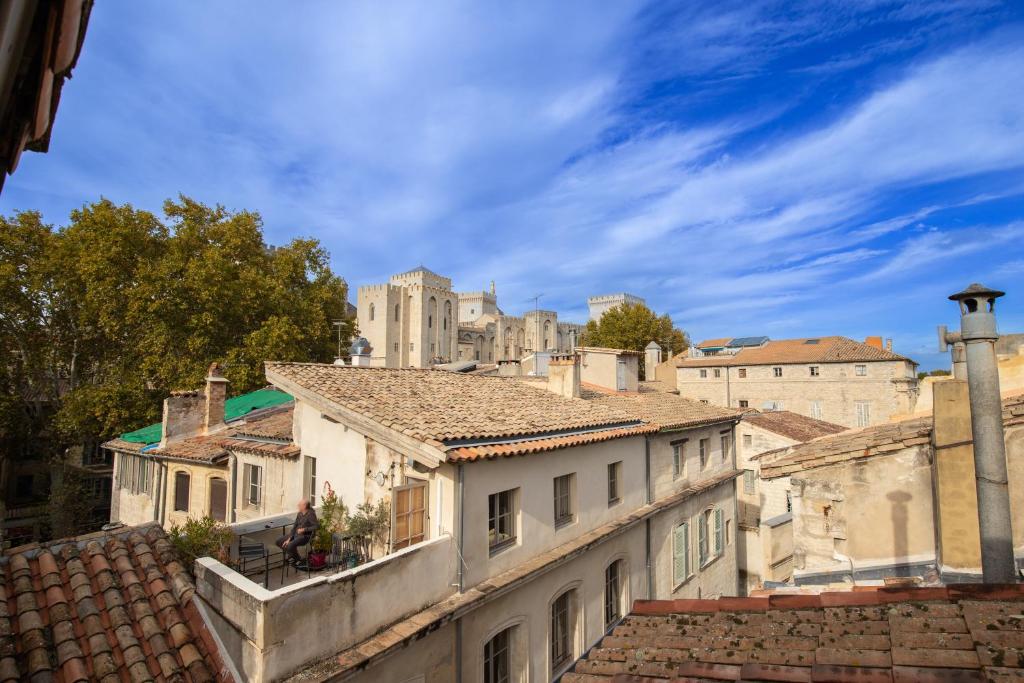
587,293,645,321
734,411,847,593
357,266,583,367
163,351,744,682
356,267,459,368
761,385,1024,585
675,336,919,428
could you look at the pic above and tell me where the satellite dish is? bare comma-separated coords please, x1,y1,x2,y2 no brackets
374,472,386,486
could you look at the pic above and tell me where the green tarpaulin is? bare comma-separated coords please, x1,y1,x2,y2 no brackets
119,389,292,444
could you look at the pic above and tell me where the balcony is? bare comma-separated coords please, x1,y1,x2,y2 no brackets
194,511,457,682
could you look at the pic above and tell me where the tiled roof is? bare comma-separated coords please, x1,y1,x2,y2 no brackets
103,405,297,464
447,425,656,461
696,337,732,348
565,584,1024,682
578,346,644,356
761,392,1024,478
0,523,230,683
742,410,847,443
581,383,740,431
677,336,913,367
264,362,641,447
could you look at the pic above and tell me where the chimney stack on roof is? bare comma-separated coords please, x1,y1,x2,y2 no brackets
547,353,581,399
204,362,229,434
864,336,883,350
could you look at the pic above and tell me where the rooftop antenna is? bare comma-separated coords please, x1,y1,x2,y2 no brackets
527,293,543,352
332,320,346,361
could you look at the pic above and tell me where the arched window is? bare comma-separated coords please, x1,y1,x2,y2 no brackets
369,303,375,321
173,472,190,512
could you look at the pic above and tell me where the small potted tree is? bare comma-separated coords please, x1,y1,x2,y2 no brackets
309,484,346,569
347,499,390,563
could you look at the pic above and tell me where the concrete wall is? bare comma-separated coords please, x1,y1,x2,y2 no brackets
195,534,457,682
580,349,639,393
790,445,937,583
676,359,919,427
110,451,158,526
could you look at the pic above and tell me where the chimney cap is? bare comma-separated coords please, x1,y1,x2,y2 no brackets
949,283,1004,302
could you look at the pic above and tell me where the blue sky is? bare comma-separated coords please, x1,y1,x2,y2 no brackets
3,1,1024,370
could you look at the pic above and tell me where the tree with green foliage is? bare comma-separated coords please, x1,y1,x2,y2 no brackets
0,196,354,540
580,303,689,379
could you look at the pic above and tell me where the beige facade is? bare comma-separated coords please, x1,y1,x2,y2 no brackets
587,292,645,321
676,337,919,428
187,359,741,682
761,386,1024,585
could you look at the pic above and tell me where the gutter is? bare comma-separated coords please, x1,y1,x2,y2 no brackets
457,462,465,593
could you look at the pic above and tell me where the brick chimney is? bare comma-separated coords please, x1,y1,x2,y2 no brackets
547,354,580,399
864,336,883,350
204,362,229,434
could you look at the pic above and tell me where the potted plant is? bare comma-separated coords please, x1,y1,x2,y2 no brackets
347,499,390,562
309,484,346,569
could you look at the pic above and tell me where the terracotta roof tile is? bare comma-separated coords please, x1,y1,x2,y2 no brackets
0,523,231,683
265,362,643,444
569,585,1024,680
677,336,914,367
743,410,847,443
581,382,740,431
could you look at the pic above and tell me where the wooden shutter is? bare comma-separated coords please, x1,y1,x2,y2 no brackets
673,523,688,584
714,508,724,555
698,514,707,565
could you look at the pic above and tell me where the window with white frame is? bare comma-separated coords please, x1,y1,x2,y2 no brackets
809,366,819,376
855,364,867,376
553,474,574,527
671,439,686,478
773,367,783,377
607,462,622,505
672,521,690,585
743,469,756,494
720,432,730,461
810,400,822,420
604,560,623,627
699,438,709,469
303,456,317,506
698,508,725,566
550,589,575,672
484,628,511,683
855,401,871,427
738,368,747,378
699,369,707,378
738,399,749,408
244,463,262,506
742,433,752,448
713,368,721,378
488,488,516,553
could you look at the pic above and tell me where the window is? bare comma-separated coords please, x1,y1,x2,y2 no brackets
117,454,153,496
698,511,710,566
713,368,721,378
394,342,399,352
484,628,511,683
410,343,415,351
550,590,573,671
738,368,747,378
743,469,756,494
303,456,317,506
488,489,516,552
720,433,730,461
173,472,190,512
430,343,435,353
699,369,707,378
700,399,709,404
773,367,783,377
394,304,400,321
699,438,709,469
244,463,262,506
607,462,622,505
855,364,867,376
553,474,574,527
672,522,690,585
604,560,623,626
428,315,433,329
743,433,752,448
14,474,32,498
671,439,686,478
810,400,822,420
809,366,819,376
368,303,375,321
738,399,749,408
209,477,228,522
393,482,427,550
785,490,793,512
855,401,871,427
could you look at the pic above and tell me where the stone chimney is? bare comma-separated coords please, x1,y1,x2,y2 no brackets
497,359,522,377
161,391,205,446
547,354,581,399
204,362,229,434
885,338,893,352
645,341,662,376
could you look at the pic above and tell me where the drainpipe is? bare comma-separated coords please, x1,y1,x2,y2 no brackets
644,435,653,598
456,463,465,593
229,453,238,523
152,463,163,523
644,436,652,505
947,283,1016,582
725,366,731,408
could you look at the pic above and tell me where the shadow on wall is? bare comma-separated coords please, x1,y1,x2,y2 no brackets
887,490,911,572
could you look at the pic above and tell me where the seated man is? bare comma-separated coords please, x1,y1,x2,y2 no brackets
276,498,318,565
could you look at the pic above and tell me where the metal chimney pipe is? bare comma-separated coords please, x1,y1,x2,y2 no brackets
948,283,1016,582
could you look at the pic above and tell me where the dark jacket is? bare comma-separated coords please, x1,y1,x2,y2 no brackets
292,508,318,537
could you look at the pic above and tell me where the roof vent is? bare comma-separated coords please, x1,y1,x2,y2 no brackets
804,339,820,345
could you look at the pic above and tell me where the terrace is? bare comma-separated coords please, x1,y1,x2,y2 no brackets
193,510,457,681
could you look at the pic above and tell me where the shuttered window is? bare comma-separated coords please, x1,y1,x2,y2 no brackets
173,472,190,512
393,482,427,550
673,522,690,585
303,456,317,506
714,508,725,555
698,512,709,566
